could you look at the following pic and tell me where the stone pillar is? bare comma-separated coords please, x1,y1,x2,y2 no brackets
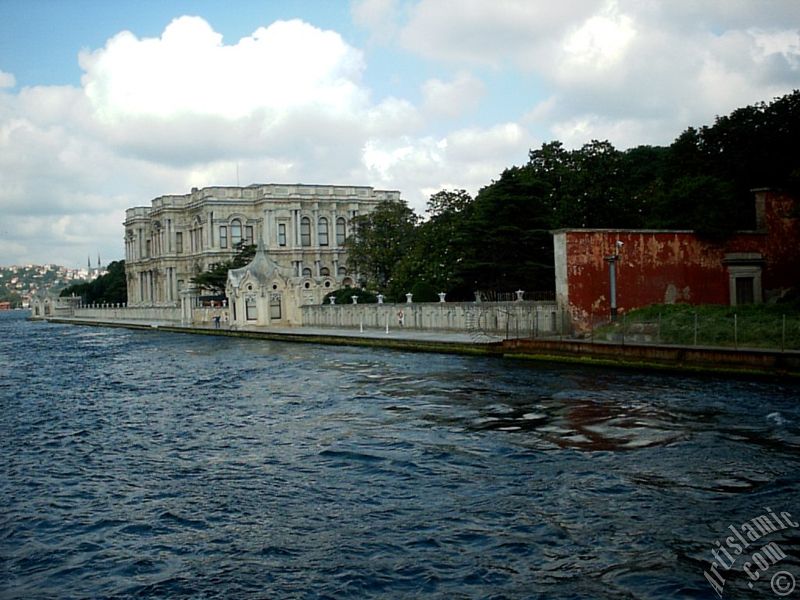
438,292,446,303
406,293,413,303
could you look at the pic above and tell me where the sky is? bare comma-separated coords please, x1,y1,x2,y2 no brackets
0,1,798,268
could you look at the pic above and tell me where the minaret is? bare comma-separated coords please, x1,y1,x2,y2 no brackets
87,256,92,273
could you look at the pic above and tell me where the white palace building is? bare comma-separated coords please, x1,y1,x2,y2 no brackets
123,183,400,327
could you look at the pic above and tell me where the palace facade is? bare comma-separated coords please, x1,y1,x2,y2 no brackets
123,183,400,324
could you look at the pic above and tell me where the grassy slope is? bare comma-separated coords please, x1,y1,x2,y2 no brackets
601,303,800,350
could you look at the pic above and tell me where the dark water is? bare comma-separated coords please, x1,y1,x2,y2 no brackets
1,310,799,599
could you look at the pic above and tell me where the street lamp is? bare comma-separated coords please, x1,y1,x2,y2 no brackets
604,240,623,321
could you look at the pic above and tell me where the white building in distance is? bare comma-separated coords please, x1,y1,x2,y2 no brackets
123,183,401,326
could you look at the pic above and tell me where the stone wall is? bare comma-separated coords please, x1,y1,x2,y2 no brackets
301,301,561,337
74,306,182,323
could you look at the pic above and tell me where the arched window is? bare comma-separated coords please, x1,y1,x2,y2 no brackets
320,267,330,276
336,218,347,245
338,266,347,276
270,293,281,319
318,217,329,246
302,267,313,277
300,217,311,247
231,219,242,247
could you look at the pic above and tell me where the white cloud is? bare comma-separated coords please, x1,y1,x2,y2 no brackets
0,71,15,89
351,0,401,42
562,2,636,71
79,17,367,121
398,0,603,68
0,16,382,266
2,4,800,267
421,71,485,118
362,122,533,212
386,0,800,147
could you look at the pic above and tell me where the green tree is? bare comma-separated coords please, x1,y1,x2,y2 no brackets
191,243,256,294
334,91,800,301
321,287,378,304
60,260,128,304
455,166,555,295
617,145,669,228
345,199,418,295
390,190,474,298
409,281,439,302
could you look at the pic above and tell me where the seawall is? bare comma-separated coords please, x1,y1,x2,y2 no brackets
502,338,800,378
37,316,800,378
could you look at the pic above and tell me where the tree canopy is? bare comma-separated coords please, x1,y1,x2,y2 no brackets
191,243,256,293
346,90,800,300
345,199,418,295
60,260,127,304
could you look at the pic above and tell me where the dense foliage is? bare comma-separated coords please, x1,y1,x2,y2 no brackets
321,287,378,305
347,91,800,300
345,200,418,295
60,260,127,304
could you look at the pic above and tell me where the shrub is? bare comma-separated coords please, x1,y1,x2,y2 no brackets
322,287,378,304
410,281,439,302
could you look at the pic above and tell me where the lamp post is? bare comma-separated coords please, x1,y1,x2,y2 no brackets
604,240,623,321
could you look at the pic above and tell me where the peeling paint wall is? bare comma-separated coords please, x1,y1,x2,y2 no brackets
554,190,799,326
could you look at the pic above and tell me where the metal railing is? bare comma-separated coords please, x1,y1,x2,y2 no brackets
577,310,800,351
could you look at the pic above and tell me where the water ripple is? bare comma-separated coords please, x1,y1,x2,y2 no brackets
1,312,799,599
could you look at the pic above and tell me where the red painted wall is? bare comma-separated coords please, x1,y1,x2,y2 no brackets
557,190,799,324
758,190,800,290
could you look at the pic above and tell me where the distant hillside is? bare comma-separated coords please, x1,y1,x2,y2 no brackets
0,264,96,307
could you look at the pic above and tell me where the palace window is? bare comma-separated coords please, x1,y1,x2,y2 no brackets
245,226,254,246
278,223,287,247
336,217,347,245
270,294,282,320
318,217,329,246
302,267,313,277
245,297,257,320
176,232,183,253
231,219,242,247
320,267,330,276
219,226,228,249
300,217,311,247
193,217,203,251
338,266,347,276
